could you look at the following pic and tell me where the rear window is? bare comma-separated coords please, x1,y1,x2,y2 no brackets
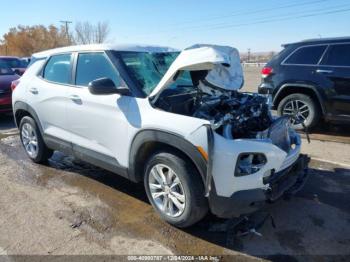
27,56,45,68
284,45,327,65
43,54,72,84
268,47,290,63
321,44,350,67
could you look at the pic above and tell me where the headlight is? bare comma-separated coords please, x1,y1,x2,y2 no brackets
235,153,267,177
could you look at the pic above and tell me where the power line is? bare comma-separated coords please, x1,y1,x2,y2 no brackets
135,4,350,37
207,6,350,30
171,3,350,32
165,0,330,28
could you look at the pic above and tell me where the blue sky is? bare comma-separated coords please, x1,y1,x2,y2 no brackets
1,0,349,52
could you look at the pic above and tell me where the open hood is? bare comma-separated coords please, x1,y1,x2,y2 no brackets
149,44,243,100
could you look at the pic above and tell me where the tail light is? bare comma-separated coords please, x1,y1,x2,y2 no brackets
11,79,20,91
261,67,273,78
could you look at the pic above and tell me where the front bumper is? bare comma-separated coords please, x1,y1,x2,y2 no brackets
209,154,309,218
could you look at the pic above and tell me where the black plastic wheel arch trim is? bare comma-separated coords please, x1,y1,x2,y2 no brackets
273,83,326,115
13,101,44,135
128,129,208,184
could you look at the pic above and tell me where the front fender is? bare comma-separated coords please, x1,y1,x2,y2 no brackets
128,129,207,183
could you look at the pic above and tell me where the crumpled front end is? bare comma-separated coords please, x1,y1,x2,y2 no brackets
151,43,309,218
206,118,309,218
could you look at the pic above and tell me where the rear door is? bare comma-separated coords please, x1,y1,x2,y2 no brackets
319,43,350,116
29,53,73,143
281,44,329,86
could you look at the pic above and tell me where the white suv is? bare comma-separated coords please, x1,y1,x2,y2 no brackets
12,44,309,227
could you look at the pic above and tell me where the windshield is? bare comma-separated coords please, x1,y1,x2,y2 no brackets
119,52,193,96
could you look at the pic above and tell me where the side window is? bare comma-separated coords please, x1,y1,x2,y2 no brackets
43,54,72,84
321,44,350,67
284,45,327,65
75,52,122,87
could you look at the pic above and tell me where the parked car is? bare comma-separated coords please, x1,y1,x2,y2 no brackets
0,56,27,76
12,44,308,227
21,57,31,66
258,37,350,129
0,64,20,113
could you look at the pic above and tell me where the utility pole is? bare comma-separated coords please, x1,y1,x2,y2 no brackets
247,48,251,63
60,20,73,44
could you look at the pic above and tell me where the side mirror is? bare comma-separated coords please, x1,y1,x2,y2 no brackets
88,77,130,95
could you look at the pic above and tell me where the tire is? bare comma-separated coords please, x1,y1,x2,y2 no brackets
144,151,208,228
19,116,53,163
277,93,321,130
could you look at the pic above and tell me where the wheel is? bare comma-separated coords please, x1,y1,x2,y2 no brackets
19,116,53,163
277,93,321,130
144,151,208,228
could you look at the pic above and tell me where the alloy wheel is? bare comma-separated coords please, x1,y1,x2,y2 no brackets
283,99,310,125
21,123,39,158
148,164,186,217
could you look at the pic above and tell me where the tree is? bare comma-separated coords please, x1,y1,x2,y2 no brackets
0,25,68,56
0,21,111,57
74,21,110,45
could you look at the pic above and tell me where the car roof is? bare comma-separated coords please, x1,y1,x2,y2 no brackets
283,36,350,47
32,44,179,58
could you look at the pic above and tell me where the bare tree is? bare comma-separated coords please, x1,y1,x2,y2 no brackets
74,21,110,45
95,21,110,43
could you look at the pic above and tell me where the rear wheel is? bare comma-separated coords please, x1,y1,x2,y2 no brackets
277,93,320,130
19,116,53,163
144,151,208,228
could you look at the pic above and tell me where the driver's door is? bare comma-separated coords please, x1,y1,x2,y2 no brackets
66,52,131,171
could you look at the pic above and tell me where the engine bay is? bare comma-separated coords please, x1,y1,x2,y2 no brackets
153,74,273,140
149,45,277,140
192,91,272,139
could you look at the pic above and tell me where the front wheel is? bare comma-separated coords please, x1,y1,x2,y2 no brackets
144,151,208,228
277,93,321,130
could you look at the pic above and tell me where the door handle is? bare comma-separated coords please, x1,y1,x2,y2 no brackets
69,95,82,104
316,69,333,74
29,87,38,94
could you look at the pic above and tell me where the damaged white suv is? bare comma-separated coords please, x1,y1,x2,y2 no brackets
12,44,309,227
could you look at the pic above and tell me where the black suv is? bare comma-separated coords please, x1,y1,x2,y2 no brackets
258,37,350,129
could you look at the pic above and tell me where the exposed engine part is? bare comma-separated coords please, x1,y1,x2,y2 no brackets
192,92,272,139
154,66,274,140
